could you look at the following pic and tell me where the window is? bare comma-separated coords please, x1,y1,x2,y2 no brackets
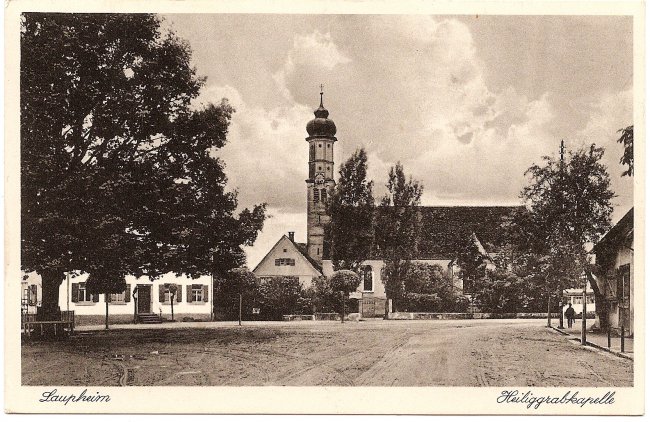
192,284,204,302
617,264,630,306
186,284,208,303
28,284,38,306
109,292,125,302
327,144,330,148
72,282,96,303
314,188,320,203
361,266,373,291
159,283,181,304
275,258,296,266
309,144,315,161
319,144,322,148
321,189,327,202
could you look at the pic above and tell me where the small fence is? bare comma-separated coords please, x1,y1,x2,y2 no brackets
21,310,75,337
387,312,561,320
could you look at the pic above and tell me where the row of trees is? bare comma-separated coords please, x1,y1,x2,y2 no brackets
21,14,267,324
326,149,425,312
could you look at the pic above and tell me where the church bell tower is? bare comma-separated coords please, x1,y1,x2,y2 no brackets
306,87,337,263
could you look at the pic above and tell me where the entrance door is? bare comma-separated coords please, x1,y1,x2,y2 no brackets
360,297,386,318
137,285,152,314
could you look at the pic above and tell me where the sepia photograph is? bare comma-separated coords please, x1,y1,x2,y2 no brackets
5,0,644,415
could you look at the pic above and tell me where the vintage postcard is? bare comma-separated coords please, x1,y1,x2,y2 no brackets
4,0,645,415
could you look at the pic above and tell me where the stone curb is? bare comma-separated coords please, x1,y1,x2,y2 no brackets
548,326,633,361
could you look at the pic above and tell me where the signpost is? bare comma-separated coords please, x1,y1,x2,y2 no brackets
169,284,177,322
581,280,587,345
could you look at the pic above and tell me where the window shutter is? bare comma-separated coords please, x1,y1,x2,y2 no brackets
203,285,209,302
187,285,193,303
29,285,38,305
175,284,182,303
125,284,131,302
71,283,79,303
92,293,99,303
159,285,165,303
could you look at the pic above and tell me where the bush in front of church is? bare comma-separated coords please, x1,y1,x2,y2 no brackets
309,275,359,314
399,263,468,313
255,276,313,321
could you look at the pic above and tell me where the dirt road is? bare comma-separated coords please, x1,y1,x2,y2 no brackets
22,319,633,386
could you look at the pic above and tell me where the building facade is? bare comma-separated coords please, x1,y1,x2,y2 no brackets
252,232,323,289
22,272,212,325
592,208,634,335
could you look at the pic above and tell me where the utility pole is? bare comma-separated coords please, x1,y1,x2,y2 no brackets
581,278,587,345
558,140,566,329
238,293,242,326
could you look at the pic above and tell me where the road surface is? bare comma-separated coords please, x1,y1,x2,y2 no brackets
22,319,633,386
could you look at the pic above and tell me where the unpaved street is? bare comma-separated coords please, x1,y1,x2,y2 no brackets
22,319,633,386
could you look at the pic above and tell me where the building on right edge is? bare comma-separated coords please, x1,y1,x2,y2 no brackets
592,207,634,336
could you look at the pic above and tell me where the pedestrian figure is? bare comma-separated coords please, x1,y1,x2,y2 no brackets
565,303,576,328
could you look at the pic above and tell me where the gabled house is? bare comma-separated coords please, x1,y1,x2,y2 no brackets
252,232,323,288
592,208,634,336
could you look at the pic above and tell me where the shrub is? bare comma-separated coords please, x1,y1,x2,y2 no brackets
256,276,312,320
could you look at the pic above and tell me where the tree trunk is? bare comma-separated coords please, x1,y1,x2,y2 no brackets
37,269,64,338
558,286,564,329
546,289,551,328
38,269,64,321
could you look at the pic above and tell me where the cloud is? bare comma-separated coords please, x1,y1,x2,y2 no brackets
274,30,351,102
576,88,634,221
192,85,314,214
179,15,632,261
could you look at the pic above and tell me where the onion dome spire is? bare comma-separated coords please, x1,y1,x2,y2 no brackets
306,84,336,137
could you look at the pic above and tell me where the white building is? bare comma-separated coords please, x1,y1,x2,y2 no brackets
22,272,212,325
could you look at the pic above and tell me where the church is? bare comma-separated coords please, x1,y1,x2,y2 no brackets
253,92,521,317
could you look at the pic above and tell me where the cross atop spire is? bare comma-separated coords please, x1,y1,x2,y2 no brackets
319,83,324,107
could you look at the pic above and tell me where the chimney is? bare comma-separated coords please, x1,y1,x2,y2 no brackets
288,231,295,242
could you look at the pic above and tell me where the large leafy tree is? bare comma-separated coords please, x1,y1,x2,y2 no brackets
617,125,633,177
325,148,375,272
21,13,266,321
519,143,614,325
375,162,423,312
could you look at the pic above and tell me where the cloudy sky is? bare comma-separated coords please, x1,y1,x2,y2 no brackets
163,14,634,268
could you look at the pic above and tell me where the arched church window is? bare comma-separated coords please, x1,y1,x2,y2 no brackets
361,266,373,291
309,144,315,161
321,189,327,203
313,188,320,203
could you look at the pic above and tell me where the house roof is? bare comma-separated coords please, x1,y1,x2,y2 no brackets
294,242,323,273
252,235,322,275
593,207,634,253
324,205,523,260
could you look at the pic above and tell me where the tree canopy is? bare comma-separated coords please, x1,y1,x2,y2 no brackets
375,162,423,306
21,13,266,319
326,148,375,272
617,125,633,177
518,143,614,322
